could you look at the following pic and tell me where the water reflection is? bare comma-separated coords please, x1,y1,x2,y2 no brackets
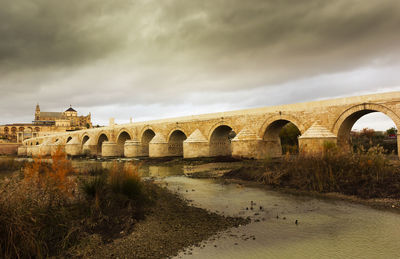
164,177,400,259
70,159,185,178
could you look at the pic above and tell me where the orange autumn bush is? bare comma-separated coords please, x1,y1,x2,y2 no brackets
1,152,151,258
23,147,76,198
0,148,80,258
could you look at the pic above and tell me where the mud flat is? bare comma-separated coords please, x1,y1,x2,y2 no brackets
67,184,249,259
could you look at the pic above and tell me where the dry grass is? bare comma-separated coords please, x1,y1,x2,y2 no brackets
262,146,400,198
0,150,151,258
225,146,400,199
0,148,79,258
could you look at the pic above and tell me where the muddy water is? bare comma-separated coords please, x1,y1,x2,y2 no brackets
3,158,400,258
164,177,400,259
79,160,400,258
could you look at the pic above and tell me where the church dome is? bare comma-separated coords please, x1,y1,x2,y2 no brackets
65,106,77,112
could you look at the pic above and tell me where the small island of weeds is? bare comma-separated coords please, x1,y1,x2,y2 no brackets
225,146,400,202
0,150,247,258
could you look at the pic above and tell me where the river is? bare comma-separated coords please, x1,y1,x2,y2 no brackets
2,158,400,258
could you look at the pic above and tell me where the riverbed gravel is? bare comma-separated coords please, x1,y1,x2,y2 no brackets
68,185,249,258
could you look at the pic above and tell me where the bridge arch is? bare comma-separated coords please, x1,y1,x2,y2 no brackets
167,128,188,157
66,136,73,144
140,127,156,157
81,135,90,145
117,129,132,156
332,103,400,151
208,122,237,157
259,114,305,157
96,132,110,156
259,114,305,138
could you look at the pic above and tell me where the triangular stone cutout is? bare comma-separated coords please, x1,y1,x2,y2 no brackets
184,129,207,143
232,127,261,141
299,122,336,139
150,133,167,144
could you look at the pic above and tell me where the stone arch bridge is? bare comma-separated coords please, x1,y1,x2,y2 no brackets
19,92,400,159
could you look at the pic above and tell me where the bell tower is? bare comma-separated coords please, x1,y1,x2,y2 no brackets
35,103,40,121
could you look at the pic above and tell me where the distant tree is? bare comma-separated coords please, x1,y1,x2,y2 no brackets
361,128,375,138
360,128,375,144
351,127,397,154
386,127,397,136
280,123,301,153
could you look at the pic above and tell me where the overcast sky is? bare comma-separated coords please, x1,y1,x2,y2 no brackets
1,0,400,131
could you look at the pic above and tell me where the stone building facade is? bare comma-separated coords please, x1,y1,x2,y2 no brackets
0,105,92,143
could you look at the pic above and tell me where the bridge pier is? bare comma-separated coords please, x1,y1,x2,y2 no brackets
26,146,33,156
232,128,266,159
263,139,283,158
102,141,122,157
51,141,65,156
183,129,209,158
18,146,27,156
51,139,65,155
298,122,337,155
65,137,82,157
31,145,40,157
82,138,98,157
39,141,52,157
149,134,169,157
398,134,400,158
124,140,141,157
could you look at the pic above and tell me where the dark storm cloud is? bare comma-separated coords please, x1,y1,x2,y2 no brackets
0,0,134,70
1,0,400,124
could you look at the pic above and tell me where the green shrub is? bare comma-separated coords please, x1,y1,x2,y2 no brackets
85,167,109,176
109,164,143,200
0,158,25,172
80,175,107,199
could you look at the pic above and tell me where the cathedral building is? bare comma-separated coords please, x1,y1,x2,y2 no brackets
0,104,92,143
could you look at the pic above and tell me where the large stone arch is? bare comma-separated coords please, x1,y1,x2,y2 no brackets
167,128,188,157
117,128,133,141
332,103,400,152
95,131,110,155
259,114,306,138
208,122,238,157
140,126,156,157
116,128,132,156
259,114,305,157
81,134,90,145
167,127,188,142
207,121,239,141
66,136,73,144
